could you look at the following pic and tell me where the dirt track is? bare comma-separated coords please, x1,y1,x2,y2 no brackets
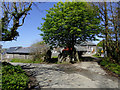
11,62,119,89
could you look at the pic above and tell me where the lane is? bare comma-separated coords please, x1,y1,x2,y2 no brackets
10,62,119,88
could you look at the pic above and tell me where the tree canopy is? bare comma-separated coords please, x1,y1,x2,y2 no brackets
39,2,102,49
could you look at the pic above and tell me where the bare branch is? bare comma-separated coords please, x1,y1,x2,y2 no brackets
91,2,105,22
110,2,114,23
13,2,18,13
98,2,105,17
2,2,11,14
19,14,27,26
19,2,22,12
2,2,33,41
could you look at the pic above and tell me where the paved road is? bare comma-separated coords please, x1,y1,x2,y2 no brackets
10,61,119,88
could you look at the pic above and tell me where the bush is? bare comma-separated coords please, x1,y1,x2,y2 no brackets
2,62,29,90
96,53,101,56
31,41,50,61
96,49,102,56
100,58,120,75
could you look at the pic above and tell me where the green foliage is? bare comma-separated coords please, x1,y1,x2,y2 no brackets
2,62,29,89
97,49,102,56
97,39,120,63
39,2,102,48
100,58,120,75
95,53,101,56
97,40,104,47
92,54,101,58
93,49,102,57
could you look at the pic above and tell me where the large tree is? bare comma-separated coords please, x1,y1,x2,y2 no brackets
39,2,101,59
1,2,32,41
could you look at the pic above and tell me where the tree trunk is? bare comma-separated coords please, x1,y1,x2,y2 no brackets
70,34,77,62
104,2,109,57
110,2,119,62
115,25,119,63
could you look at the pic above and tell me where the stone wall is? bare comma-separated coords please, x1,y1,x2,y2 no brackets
5,54,33,60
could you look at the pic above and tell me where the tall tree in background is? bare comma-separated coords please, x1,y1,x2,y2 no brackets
1,2,32,41
39,2,102,61
109,2,120,62
91,2,109,56
92,2,120,63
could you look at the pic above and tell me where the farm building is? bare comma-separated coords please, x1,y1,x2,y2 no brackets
4,47,32,59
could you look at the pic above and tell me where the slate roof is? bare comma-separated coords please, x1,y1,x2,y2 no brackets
6,44,50,54
13,47,31,54
80,41,96,46
6,47,22,54
74,45,87,51
74,41,96,51
6,47,32,54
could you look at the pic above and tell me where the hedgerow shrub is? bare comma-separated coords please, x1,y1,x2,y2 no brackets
100,58,120,75
2,62,29,90
30,41,50,61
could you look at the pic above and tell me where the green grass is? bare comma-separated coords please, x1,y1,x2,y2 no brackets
2,62,29,89
92,54,102,58
11,58,71,64
100,58,120,75
51,56,58,58
11,58,44,63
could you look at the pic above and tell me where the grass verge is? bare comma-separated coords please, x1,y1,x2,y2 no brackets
51,56,58,58
92,54,102,58
11,58,44,63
